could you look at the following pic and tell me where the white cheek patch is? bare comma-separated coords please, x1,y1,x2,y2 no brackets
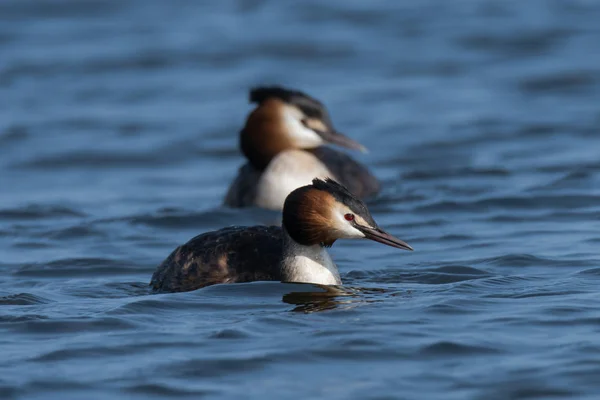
282,106,324,148
331,205,366,239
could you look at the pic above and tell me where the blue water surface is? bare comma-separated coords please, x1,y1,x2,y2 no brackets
1,0,600,399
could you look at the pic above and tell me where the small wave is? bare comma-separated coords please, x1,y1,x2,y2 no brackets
436,234,474,241
107,298,224,316
109,284,295,317
121,207,280,230
432,265,489,275
15,257,148,278
402,167,510,181
475,378,579,399
519,70,598,95
0,124,28,145
311,347,407,361
536,159,600,173
42,117,164,133
471,275,536,287
33,345,141,363
481,277,589,300
66,282,151,299
32,339,205,364
416,194,600,213
163,356,273,379
0,204,85,220
0,314,48,323
492,290,587,300
0,0,119,20
125,383,215,397
12,151,178,170
418,341,502,356
252,41,355,61
487,210,600,223
10,135,235,170
368,190,427,208
392,218,449,229
404,129,507,153
0,386,16,399
527,170,595,192
478,254,590,268
10,241,54,249
458,28,571,55
424,303,476,315
35,225,107,241
7,317,136,335
518,123,564,137
1,52,175,84
575,267,600,276
208,328,253,340
0,293,50,306
347,266,489,285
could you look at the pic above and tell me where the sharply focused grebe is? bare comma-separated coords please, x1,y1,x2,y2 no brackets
223,86,381,210
152,178,412,293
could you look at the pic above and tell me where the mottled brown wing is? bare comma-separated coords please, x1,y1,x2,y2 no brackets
309,147,381,199
223,163,261,208
150,226,283,293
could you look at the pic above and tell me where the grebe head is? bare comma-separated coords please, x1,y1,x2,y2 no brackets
282,178,413,250
240,86,366,170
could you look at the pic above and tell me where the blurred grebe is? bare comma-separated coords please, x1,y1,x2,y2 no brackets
223,86,380,210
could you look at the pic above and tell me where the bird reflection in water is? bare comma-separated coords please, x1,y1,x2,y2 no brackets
281,283,395,313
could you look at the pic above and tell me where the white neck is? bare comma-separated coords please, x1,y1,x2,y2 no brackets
280,227,341,286
254,150,333,210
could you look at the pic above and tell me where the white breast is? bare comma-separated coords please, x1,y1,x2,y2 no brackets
283,253,341,285
254,150,334,210
280,228,342,286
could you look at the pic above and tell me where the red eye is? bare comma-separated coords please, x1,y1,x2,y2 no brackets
344,213,355,221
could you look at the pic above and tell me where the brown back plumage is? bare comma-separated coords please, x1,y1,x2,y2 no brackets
150,226,283,293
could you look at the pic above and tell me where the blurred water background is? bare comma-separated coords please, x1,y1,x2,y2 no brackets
1,0,600,398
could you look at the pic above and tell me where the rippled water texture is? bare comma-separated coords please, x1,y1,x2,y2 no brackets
2,0,600,399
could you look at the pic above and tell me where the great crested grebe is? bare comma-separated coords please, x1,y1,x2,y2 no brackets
223,86,381,211
152,178,411,293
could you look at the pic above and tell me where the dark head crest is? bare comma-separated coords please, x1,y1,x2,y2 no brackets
249,86,310,103
311,178,378,228
249,86,327,120
311,178,353,199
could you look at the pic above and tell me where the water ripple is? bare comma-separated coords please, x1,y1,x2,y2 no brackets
0,205,85,220
124,383,215,397
418,341,503,356
479,254,593,268
0,293,49,306
519,70,599,95
7,317,136,335
15,258,148,278
417,195,600,213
